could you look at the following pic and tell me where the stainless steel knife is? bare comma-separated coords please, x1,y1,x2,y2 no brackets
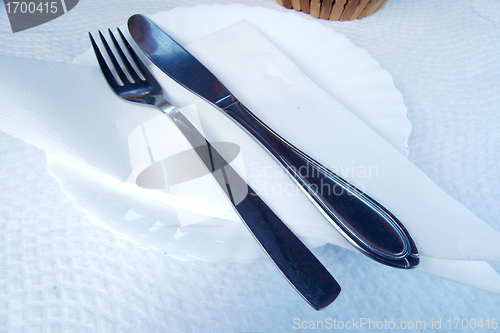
127,14,419,269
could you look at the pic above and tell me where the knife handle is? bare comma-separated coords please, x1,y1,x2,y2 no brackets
222,101,419,268
165,106,341,310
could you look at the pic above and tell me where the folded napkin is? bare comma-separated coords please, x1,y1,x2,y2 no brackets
1,18,499,292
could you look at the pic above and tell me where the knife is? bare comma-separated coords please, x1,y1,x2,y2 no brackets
127,14,419,269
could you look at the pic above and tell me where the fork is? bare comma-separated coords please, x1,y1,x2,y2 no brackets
89,28,341,310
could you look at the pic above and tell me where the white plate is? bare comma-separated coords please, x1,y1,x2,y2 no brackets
48,4,411,262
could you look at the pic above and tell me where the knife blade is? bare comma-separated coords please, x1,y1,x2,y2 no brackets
127,14,419,269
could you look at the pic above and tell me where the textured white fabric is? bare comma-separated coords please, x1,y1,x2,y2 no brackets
1,1,500,332
2,13,499,269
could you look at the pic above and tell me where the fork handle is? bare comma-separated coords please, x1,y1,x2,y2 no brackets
222,101,419,269
163,106,341,310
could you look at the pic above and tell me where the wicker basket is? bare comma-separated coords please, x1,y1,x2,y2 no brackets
276,0,390,21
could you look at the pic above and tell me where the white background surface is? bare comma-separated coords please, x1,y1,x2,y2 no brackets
1,0,499,332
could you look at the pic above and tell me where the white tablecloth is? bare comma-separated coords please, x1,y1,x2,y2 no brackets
1,0,499,332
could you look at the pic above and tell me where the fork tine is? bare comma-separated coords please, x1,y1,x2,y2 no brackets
97,30,130,85
107,28,142,83
89,32,120,89
116,27,157,85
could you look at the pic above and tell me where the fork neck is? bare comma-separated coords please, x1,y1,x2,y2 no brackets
155,99,174,113
161,102,185,119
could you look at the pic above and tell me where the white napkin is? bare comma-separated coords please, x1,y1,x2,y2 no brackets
1,19,499,292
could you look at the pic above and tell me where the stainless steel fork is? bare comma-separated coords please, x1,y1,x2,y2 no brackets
89,28,341,310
